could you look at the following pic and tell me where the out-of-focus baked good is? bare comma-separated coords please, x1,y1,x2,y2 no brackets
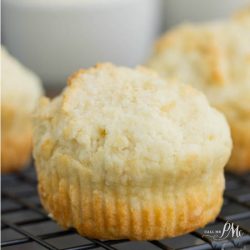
1,47,43,173
147,17,250,173
233,6,250,24
33,63,232,240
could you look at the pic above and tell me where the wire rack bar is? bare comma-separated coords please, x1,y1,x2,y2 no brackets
1,166,250,250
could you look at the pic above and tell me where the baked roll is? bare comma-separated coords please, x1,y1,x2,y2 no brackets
148,14,250,173
1,47,43,172
33,63,231,240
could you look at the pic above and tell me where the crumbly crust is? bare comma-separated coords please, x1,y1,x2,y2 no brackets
147,15,250,172
33,63,232,239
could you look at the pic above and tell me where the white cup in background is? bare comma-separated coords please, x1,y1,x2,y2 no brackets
2,0,161,87
162,0,250,30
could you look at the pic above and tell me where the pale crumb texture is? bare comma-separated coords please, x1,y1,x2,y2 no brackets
1,46,43,172
33,63,232,239
147,10,250,172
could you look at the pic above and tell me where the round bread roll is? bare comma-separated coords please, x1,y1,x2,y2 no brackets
33,63,232,240
147,17,250,173
1,47,43,173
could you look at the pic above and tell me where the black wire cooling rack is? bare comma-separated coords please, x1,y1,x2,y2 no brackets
1,165,250,250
